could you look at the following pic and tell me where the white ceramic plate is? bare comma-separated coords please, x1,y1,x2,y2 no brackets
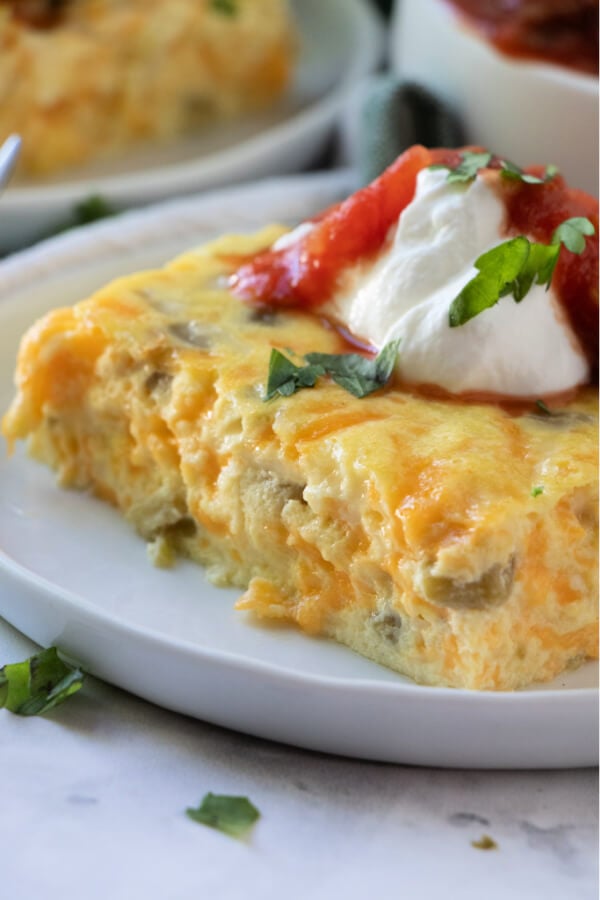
0,173,597,769
0,0,382,253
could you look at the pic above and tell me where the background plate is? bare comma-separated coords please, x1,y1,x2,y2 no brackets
0,0,382,252
0,172,597,769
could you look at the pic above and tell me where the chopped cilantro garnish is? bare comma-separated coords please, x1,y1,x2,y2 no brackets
211,0,237,15
535,399,554,416
531,486,544,497
552,216,596,254
264,340,400,400
430,150,492,184
500,160,558,185
0,647,84,716
186,793,260,838
50,194,116,237
71,195,115,226
471,834,498,851
449,217,595,327
264,349,323,400
431,150,558,186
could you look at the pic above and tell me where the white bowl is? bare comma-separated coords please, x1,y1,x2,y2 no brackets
390,0,599,195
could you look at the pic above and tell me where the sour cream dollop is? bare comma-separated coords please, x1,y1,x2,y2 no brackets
323,167,589,397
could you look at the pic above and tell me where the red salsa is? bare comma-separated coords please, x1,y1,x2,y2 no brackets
230,145,598,375
443,0,599,76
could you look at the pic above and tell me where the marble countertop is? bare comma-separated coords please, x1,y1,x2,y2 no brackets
0,616,597,900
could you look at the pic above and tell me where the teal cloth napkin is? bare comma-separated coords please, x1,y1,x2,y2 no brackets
355,75,465,184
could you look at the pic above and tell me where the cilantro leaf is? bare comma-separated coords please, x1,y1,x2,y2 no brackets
512,241,560,301
449,237,530,326
432,151,559,187
264,349,324,400
0,647,84,716
431,151,492,184
449,216,595,327
186,794,260,838
544,164,560,181
500,160,558,185
531,486,544,497
211,0,237,15
471,835,498,851
73,195,115,226
49,194,116,238
265,341,400,401
305,339,399,398
552,216,596,254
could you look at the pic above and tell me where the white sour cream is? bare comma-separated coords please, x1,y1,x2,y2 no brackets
323,167,589,397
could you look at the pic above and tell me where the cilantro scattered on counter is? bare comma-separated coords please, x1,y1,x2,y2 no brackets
264,340,400,400
71,195,116,227
531,486,544,497
430,150,558,186
186,793,260,838
0,646,84,716
48,194,117,239
448,216,595,327
210,0,238,15
471,834,498,851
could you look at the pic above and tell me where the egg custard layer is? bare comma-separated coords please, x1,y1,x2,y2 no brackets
3,228,598,690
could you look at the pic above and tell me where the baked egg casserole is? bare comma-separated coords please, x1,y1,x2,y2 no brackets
3,146,598,690
0,0,295,177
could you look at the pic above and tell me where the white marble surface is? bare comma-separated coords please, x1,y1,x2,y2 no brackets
0,616,597,900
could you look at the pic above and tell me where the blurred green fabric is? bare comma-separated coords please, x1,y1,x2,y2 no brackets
372,0,393,17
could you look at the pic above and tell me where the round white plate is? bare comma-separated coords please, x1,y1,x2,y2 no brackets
0,173,597,769
0,0,382,253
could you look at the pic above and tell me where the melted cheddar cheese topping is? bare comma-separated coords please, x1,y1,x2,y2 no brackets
3,227,598,690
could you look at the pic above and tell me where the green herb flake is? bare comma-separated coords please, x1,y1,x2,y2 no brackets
49,194,116,237
500,160,558,185
186,793,260,838
535,399,554,416
0,647,84,716
449,216,595,327
531,485,544,497
264,341,400,401
434,152,559,187
211,0,237,15
552,216,596,254
471,834,498,851
305,339,400,398
264,348,324,400
449,237,530,327
73,195,115,226
431,150,492,184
